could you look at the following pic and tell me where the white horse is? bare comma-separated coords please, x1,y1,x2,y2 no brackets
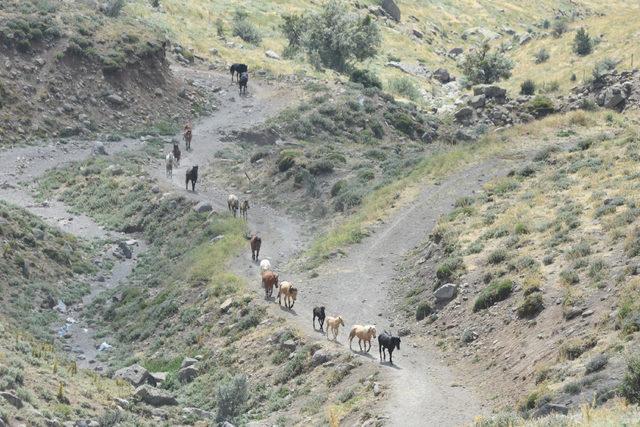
165,152,174,178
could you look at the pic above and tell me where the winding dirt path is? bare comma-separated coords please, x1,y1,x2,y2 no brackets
1,67,534,425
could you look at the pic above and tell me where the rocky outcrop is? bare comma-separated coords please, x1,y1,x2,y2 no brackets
134,385,178,406
562,69,640,112
381,0,401,21
434,283,458,302
114,364,155,387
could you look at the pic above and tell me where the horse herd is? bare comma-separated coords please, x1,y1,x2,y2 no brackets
163,66,401,365
259,251,402,365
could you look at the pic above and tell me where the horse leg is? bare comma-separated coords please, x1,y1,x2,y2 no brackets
358,338,363,352
379,344,382,361
389,348,393,365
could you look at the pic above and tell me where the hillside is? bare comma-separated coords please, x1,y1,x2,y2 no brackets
3,0,640,426
0,0,214,146
398,110,640,419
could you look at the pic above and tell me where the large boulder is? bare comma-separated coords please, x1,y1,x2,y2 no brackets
603,85,627,109
181,357,198,368
193,201,213,213
134,385,178,406
473,85,507,100
434,283,458,302
469,94,486,108
311,349,335,367
178,365,199,383
454,106,474,123
265,50,281,60
448,47,464,58
433,68,451,84
381,0,401,21
114,364,154,387
106,94,126,107
0,391,23,409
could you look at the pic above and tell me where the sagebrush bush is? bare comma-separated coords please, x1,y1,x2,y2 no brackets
217,375,248,422
621,356,640,404
233,13,262,45
528,95,555,117
388,77,420,101
102,0,125,17
436,257,463,283
350,69,382,89
559,337,597,360
473,280,513,311
487,249,508,265
534,48,550,64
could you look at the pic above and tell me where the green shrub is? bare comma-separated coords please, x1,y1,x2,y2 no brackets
309,159,334,175
388,77,420,101
559,269,580,285
573,27,593,56
215,18,225,37
621,356,640,404
520,79,536,95
384,111,421,138
528,95,555,117
473,280,513,311
516,292,544,318
277,154,295,172
333,182,365,211
534,48,550,64
217,374,248,422
460,42,513,85
436,257,463,283
350,69,382,89
415,302,432,321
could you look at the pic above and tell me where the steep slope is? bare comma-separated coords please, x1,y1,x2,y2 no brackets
398,110,640,419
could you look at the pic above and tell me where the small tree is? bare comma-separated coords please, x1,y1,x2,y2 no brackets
460,43,514,85
534,48,549,64
281,0,381,72
232,8,262,45
520,79,536,95
573,28,592,56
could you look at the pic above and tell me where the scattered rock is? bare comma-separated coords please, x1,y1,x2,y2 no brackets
398,327,411,337
518,33,532,45
150,372,167,384
114,364,154,387
380,0,401,21
92,141,108,156
281,339,297,351
469,94,486,108
564,306,585,320
311,349,334,367
532,403,569,418
373,382,381,396
461,329,478,343
134,385,178,406
182,407,215,420
582,309,594,317
265,50,281,60
412,28,424,39
454,106,474,123
193,201,213,213
106,94,126,107
434,283,458,302
178,365,199,383
181,357,198,369
0,391,23,408
220,298,233,313
603,85,626,109
448,47,464,57
433,68,451,84
473,85,507,100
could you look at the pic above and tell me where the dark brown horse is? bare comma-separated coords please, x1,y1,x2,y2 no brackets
183,123,192,151
172,142,181,166
250,234,261,261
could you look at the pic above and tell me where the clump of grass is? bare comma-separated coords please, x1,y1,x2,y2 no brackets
388,77,421,101
435,257,464,284
487,249,508,265
415,302,432,321
559,269,580,285
585,354,608,374
621,356,640,404
473,280,513,312
559,337,597,361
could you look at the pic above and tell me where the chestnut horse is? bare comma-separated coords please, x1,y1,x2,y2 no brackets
250,235,261,261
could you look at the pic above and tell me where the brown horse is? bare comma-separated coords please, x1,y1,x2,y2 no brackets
240,200,249,220
172,142,181,166
183,123,192,151
250,234,261,261
261,270,278,298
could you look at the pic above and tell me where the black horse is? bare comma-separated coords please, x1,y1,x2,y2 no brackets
239,72,249,95
172,142,181,166
230,63,248,82
378,331,401,365
185,166,198,192
313,306,325,331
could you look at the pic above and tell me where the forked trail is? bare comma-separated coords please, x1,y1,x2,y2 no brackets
0,67,529,425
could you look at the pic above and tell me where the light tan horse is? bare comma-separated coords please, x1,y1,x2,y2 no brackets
326,316,345,341
278,281,298,309
348,324,377,352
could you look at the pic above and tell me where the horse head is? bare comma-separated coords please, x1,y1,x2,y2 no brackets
394,337,401,350
290,287,298,300
369,326,377,338
338,316,344,326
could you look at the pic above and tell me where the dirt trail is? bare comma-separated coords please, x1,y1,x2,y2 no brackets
2,67,530,425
